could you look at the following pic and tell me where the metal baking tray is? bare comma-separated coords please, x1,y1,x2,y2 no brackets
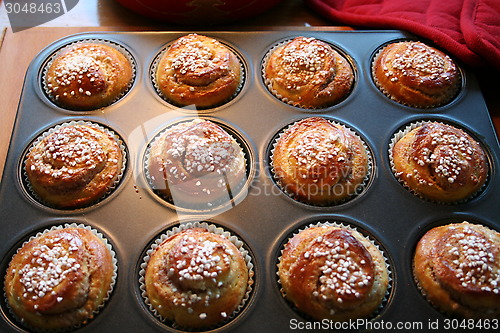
1,30,499,332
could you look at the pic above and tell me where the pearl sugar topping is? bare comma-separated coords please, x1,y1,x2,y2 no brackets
17,233,82,304
443,226,500,294
306,229,374,304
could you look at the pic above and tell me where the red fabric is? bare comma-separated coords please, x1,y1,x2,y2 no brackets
305,0,500,69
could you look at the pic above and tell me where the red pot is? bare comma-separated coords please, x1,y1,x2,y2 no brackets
114,0,284,25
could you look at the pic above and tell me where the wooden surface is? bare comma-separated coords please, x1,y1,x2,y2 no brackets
0,0,498,179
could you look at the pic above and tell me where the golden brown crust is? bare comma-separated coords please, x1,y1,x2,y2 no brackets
4,228,114,330
147,119,246,208
392,122,488,203
264,36,353,108
155,34,242,108
45,42,133,110
278,226,388,321
373,41,460,108
25,124,123,209
414,222,500,318
145,228,249,329
272,117,369,205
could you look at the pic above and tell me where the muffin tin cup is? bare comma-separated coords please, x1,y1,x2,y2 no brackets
21,120,128,210
388,119,489,205
41,38,136,111
261,37,354,110
3,222,118,333
269,117,373,207
276,220,392,322
142,118,251,212
138,221,255,332
370,41,462,109
150,38,246,111
411,220,500,319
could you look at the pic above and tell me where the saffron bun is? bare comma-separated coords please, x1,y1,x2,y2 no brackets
278,225,389,321
45,42,133,110
413,222,500,318
272,117,369,205
155,34,242,108
146,119,246,208
144,227,250,329
264,36,354,108
25,123,124,209
372,41,460,108
391,122,488,203
4,227,115,330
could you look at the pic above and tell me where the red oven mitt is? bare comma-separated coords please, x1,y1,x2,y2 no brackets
305,0,500,69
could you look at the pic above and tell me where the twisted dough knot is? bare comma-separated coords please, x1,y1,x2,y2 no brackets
145,228,249,329
414,222,500,318
4,228,114,330
273,117,368,205
278,226,389,321
46,42,133,110
373,41,460,107
392,122,488,202
26,124,123,208
166,231,235,292
148,119,246,208
156,34,242,108
264,37,353,108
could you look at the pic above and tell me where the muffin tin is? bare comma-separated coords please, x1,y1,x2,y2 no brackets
0,30,499,332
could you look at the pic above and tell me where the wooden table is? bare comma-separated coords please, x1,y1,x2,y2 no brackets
0,0,498,179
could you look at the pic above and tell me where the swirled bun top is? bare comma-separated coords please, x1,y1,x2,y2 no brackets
414,222,500,318
392,122,488,203
25,123,124,209
147,119,246,208
278,225,388,321
45,42,133,110
272,117,369,205
155,34,242,108
145,227,249,329
264,36,354,108
4,227,115,330
372,41,460,108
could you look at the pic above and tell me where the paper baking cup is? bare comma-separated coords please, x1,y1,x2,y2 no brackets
371,42,461,109
42,39,136,111
269,118,372,206
261,38,353,110
388,120,489,204
3,223,118,332
143,120,248,211
276,221,392,321
151,40,245,110
138,221,254,331
23,120,127,210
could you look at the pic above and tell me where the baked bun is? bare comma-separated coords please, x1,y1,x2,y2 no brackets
155,34,242,108
414,222,500,318
25,123,124,209
45,42,133,110
264,36,353,108
272,117,369,205
144,227,250,329
372,41,460,108
4,227,115,330
147,119,246,208
392,122,488,203
278,225,389,321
